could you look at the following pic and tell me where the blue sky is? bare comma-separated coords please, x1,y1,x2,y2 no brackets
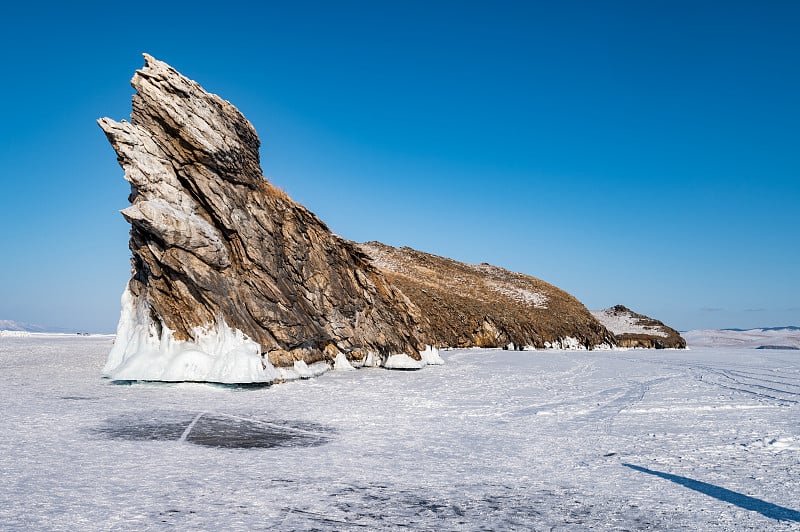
0,1,798,332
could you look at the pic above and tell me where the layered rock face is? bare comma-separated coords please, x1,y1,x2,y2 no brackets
591,305,686,349
99,55,426,382
100,55,683,384
359,242,616,349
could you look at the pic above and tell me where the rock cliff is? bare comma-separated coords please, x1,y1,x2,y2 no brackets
100,55,681,384
359,242,616,349
99,54,426,383
591,305,686,349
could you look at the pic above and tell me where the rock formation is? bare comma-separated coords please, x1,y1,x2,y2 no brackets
359,242,616,349
99,54,429,383
100,55,681,384
591,305,686,349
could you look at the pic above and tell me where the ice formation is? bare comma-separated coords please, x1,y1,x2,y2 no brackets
420,345,445,365
104,288,447,383
275,360,331,382
384,354,426,370
104,289,276,384
333,352,356,371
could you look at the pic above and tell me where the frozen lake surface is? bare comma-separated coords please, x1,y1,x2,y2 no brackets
1,336,798,530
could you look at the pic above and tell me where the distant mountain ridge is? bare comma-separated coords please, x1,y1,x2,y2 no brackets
0,320,48,332
721,326,800,332
683,327,800,349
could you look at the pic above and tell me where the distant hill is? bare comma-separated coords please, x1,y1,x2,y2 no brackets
591,305,685,349
683,327,800,349
0,320,48,332
0,320,69,333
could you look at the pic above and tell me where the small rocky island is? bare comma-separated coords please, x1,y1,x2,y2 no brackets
99,55,684,384
592,305,686,349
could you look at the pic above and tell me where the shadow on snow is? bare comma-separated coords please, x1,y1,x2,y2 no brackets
623,463,800,523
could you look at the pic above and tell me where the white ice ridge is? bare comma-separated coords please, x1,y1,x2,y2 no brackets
104,288,277,384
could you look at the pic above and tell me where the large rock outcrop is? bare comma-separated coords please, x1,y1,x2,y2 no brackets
359,242,616,349
100,55,682,384
591,305,686,349
99,54,427,383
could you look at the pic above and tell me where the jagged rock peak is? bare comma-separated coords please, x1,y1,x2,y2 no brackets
99,54,428,383
591,305,686,349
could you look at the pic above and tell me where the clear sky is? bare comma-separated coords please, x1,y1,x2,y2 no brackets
0,1,798,333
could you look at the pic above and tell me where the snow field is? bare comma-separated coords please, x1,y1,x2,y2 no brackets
684,328,800,349
0,336,798,530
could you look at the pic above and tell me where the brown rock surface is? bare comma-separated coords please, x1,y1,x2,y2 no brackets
359,242,616,349
591,305,686,349
99,55,683,383
99,54,423,375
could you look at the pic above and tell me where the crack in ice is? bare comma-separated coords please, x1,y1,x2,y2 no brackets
179,411,206,443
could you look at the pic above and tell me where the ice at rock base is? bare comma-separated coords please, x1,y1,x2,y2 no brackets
333,352,356,371
384,346,445,370
276,361,330,382
104,290,447,383
384,353,426,370
104,288,276,384
544,336,585,350
420,345,445,365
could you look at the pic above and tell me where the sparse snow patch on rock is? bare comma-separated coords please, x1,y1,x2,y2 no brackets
591,308,668,338
489,282,548,309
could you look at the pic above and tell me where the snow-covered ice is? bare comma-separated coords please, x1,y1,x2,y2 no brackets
684,327,800,349
1,335,798,530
